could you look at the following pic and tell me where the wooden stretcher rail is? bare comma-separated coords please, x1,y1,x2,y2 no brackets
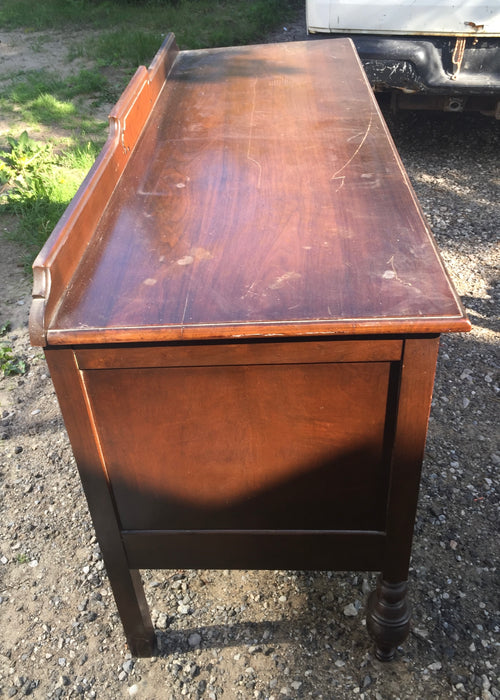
122,530,386,571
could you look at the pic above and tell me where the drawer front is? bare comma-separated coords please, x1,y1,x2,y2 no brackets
75,338,402,369
82,360,394,532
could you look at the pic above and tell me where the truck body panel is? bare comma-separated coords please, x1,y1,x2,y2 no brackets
307,0,500,36
307,0,500,115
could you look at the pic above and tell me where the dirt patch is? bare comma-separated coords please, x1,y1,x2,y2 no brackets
0,29,117,136
0,30,95,77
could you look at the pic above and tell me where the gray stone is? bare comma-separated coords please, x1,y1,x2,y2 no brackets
188,632,202,647
123,659,135,674
343,603,358,617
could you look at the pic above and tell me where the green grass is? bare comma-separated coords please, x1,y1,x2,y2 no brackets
7,69,109,102
0,0,303,51
72,0,304,67
89,29,168,67
0,68,110,260
0,0,114,28
0,69,112,134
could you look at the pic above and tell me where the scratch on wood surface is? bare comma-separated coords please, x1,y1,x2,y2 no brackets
384,255,413,287
247,155,262,187
347,131,362,143
331,175,345,192
247,79,262,188
241,281,259,300
269,271,302,290
181,292,190,327
331,111,374,183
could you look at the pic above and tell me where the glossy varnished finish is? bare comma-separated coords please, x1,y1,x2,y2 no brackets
31,38,469,345
31,36,469,659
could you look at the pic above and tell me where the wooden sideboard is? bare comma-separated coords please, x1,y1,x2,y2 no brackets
30,35,470,659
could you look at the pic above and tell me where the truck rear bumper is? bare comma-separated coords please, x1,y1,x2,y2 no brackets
343,34,500,95
311,34,500,115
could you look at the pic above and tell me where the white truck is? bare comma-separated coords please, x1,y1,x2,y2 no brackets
306,0,500,116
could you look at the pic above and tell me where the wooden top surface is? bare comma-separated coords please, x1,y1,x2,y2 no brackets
34,38,470,344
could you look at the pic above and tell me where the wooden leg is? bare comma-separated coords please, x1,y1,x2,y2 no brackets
366,577,410,662
106,567,156,656
45,349,156,656
367,338,440,660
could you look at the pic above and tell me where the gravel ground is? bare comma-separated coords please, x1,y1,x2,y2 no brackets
0,18,499,700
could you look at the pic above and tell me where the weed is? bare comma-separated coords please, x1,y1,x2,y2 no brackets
0,320,26,377
1,131,55,202
1,132,100,257
0,131,53,199
0,345,27,377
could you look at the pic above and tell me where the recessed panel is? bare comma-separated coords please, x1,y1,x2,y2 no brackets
84,361,392,530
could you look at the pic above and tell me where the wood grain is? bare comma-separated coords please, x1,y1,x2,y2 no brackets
74,338,403,369
82,360,392,531
31,38,469,346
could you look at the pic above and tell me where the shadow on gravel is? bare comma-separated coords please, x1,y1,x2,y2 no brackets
156,618,302,655
149,568,383,664
460,293,499,333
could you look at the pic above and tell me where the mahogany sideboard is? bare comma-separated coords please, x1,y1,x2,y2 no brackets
30,35,470,659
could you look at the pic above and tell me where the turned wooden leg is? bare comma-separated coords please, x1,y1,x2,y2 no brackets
367,339,440,661
366,577,410,661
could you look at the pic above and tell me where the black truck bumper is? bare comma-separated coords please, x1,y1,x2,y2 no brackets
344,34,500,115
